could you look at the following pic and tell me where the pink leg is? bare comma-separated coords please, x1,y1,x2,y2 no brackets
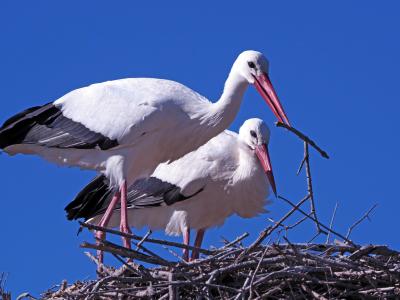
182,227,190,262
95,190,121,265
119,180,132,249
191,229,205,261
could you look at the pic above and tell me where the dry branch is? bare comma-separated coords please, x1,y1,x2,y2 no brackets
346,204,378,239
79,222,214,255
275,122,329,159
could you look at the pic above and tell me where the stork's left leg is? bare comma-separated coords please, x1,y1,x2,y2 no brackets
119,180,132,249
182,227,190,261
95,190,121,265
191,229,205,260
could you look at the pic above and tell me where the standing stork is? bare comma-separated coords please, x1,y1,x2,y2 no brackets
66,118,275,261
0,50,289,259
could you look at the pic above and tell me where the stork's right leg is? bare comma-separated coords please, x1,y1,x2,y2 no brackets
95,189,121,264
119,180,132,249
191,229,205,261
182,227,190,262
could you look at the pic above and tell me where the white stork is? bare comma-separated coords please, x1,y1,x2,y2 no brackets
0,50,289,259
66,118,275,261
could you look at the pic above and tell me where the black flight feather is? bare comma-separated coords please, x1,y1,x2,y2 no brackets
0,102,118,150
65,175,204,221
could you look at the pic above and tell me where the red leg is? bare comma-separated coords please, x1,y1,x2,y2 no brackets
119,180,132,249
191,229,205,261
95,190,121,265
182,227,190,262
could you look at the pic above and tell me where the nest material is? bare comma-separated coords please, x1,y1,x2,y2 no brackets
42,240,400,299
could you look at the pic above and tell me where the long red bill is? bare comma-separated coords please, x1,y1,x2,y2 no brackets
255,143,277,196
253,73,290,126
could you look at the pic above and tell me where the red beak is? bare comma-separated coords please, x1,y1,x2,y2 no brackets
255,143,277,196
253,73,290,126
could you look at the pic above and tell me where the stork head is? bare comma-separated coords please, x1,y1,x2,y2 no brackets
239,118,276,196
233,50,290,126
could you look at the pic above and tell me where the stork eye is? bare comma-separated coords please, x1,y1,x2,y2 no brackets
248,62,256,69
250,130,257,138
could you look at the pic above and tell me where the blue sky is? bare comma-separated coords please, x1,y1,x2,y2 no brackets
1,0,399,296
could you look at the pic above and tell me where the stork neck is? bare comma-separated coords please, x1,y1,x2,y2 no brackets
235,145,258,181
212,71,249,130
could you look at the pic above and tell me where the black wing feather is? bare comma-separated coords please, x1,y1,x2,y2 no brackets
65,175,204,221
65,175,115,220
0,102,118,150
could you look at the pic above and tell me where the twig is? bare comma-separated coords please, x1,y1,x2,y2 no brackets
303,142,322,233
220,232,249,249
83,252,113,276
297,156,307,175
81,240,174,266
278,195,356,246
248,246,269,299
346,204,378,239
301,284,328,300
237,194,310,260
168,272,177,300
307,232,321,244
326,202,338,244
136,230,152,250
79,222,214,255
276,122,329,159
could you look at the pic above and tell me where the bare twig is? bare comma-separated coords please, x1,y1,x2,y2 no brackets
248,246,269,299
83,252,113,276
79,222,214,255
276,122,329,159
297,155,307,175
81,240,174,266
303,142,322,233
136,230,152,250
168,272,177,300
237,194,310,260
326,202,338,244
220,232,249,249
346,204,378,239
278,195,356,246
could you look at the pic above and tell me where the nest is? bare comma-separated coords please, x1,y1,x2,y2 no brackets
40,235,400,299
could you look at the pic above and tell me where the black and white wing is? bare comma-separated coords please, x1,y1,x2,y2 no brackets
0,103,119,150
65,175,204,221
0,78,203,152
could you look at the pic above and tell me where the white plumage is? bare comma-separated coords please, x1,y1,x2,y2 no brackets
1,50,289,261
70,118,275,260
5,78,220,184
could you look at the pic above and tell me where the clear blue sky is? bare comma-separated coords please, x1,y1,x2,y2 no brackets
1,0,399,296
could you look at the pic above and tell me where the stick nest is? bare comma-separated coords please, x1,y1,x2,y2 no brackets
41,239,400,299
